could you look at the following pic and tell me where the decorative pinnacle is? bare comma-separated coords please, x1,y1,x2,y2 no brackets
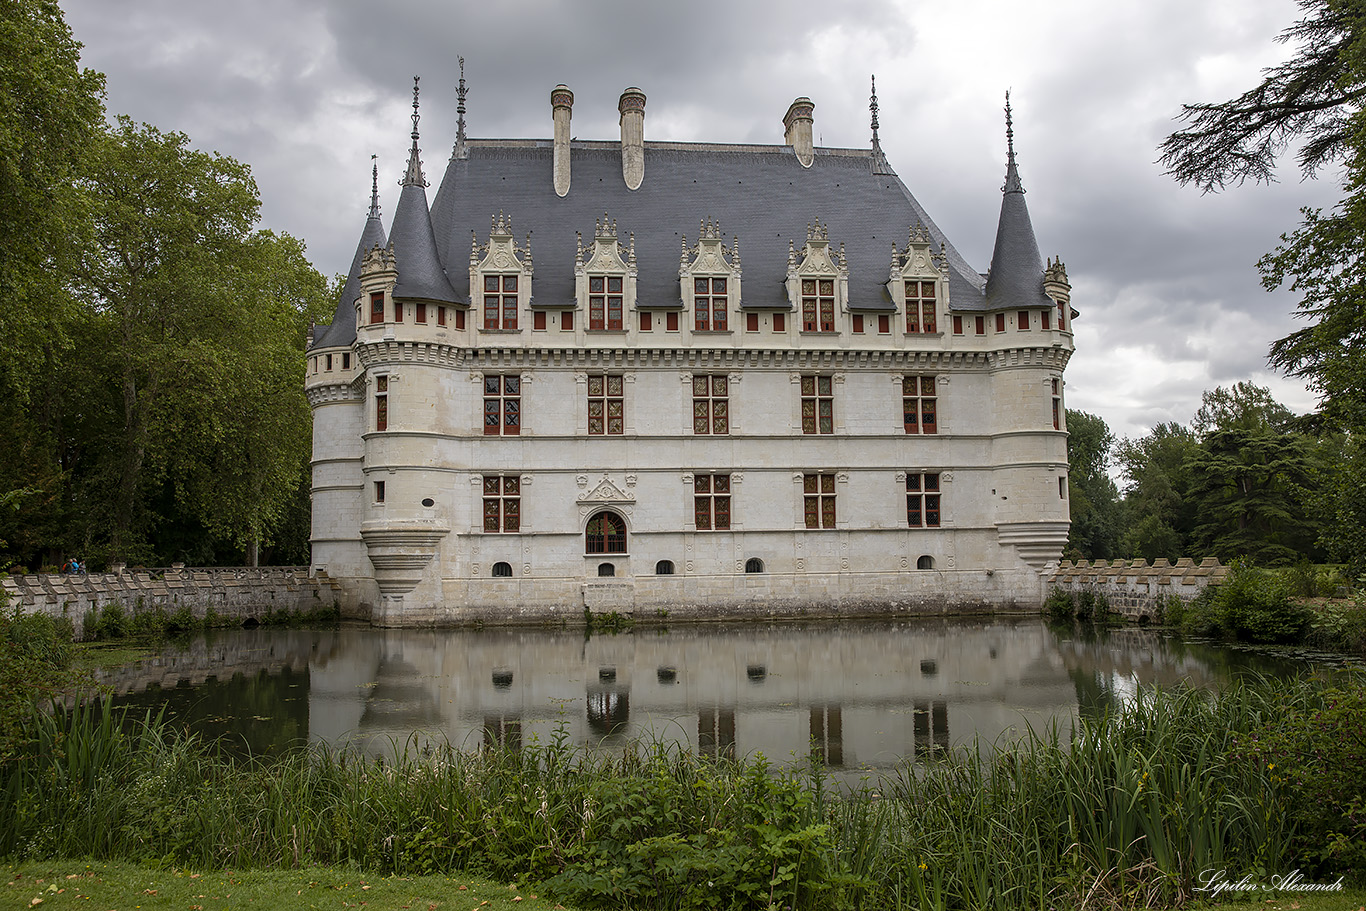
402,76,427,187
1003,90,1023,194
453,56,469,159
870,75,880,139
368,155,380,218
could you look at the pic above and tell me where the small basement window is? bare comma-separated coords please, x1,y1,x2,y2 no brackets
655,560,675,575
745,558,765,574
492,562,513,577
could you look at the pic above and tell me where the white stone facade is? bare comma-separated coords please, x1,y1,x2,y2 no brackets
306,85,1073,626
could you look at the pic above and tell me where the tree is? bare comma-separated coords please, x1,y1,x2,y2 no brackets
1191,382,1296,436
1185,427,1320,565
1116,423,1200,560
0,0,106,396
68,119,329,564
1064,410,1121,560
1161,0,1366,430
1158,0,1366,191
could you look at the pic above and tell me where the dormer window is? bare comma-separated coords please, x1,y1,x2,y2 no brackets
802,280,835,332
681,220,741,332
576,215,636,332
891,222,948,336
484,274,518,330
589,275,623,330
905,281,937,334
471,212,532,333
787,222,846,334
694,278,727,331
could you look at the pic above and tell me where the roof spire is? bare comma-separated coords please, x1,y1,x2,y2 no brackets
869,74,892,175
453,56,469,160
1003,90,1023,194
368,154,381,219
401,75,428,187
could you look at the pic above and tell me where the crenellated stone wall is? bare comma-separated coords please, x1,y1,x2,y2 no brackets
1,565,343,638
1046,557,1228,621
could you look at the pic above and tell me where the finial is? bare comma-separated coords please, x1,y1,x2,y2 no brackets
453,56,469,160
368,154,380,218
1002,90,1024,194
401,76,428,187
870,75,880,139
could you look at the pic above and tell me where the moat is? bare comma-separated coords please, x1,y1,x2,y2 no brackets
100,618,1340,771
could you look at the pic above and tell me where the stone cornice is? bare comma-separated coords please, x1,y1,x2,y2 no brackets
305,382,364,407
354,340,1072,373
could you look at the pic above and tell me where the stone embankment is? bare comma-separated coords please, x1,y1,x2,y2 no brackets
1,565,341,637
1047,557,1228,621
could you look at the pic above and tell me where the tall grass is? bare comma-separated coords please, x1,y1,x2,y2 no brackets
0,675,1355,910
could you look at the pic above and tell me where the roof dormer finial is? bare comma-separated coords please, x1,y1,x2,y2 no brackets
402,76,428,187
869,74,892,175
453,56,469,160
1003,90,1023,194
368,154,381,218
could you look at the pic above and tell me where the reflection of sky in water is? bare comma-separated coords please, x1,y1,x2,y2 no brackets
104,620,1324,777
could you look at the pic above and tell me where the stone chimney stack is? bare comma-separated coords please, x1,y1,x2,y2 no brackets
783,97,815,168
552,84,574,197
619,87,646,191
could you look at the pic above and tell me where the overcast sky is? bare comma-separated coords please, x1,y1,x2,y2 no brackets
60,0,1343,447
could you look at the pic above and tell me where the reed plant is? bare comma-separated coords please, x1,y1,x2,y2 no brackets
0,673,1357,910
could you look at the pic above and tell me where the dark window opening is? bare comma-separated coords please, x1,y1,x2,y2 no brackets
745,557,764,574
655,560,675,575
492,562,513,577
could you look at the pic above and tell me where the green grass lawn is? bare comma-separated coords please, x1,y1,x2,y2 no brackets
5,861,1362,911
3,862,575,911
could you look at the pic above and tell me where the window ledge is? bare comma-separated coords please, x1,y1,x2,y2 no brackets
584,329,628,334
692,329,734,335
799,331,841,336
479,327,524,334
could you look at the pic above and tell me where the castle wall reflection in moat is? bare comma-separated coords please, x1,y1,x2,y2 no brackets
104,619,1314,769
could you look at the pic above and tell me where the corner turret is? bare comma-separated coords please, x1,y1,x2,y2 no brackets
390,76,459,307
983,93,1053,312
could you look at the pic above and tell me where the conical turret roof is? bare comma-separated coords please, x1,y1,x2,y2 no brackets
310,163,387,351
983,98,1054,311
391,76,459,304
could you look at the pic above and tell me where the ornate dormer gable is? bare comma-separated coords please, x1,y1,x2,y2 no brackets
680,218,741,331
575,214,636,330
356,241,398,330
786,220,849,333
889,221,950,335
576,475,636,506
1043,256,1072,330
470,211,533,331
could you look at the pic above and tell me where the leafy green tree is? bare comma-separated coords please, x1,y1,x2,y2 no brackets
1191,381,1296,436
1185,427,1320,565
1308,433,1366,577
1064,410,1121,560
68,119,329,564
1161,0,1366,431
0,0,105,397
1116,422,1200,560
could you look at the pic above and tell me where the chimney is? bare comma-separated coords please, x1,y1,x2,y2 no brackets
783,97,815,168
552,84,574,197
618,86,646,191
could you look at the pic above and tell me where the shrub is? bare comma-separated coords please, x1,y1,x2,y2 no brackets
1181,561,1313,643
1044,589,1074,621
0,604,77,761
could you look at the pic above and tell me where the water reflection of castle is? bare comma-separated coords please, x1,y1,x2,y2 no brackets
101,621,1275,770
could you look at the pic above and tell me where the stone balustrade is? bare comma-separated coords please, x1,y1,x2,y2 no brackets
1,564,342,638
1046,557,1228,620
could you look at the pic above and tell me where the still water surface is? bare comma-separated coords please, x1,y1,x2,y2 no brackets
103,618,1329,771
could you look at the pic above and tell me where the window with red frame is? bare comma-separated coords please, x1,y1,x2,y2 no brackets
484,274,518,330
692,375,729,434
375,375,388,431
694,277,728,330
589,275,624,330
905,281,937,333
906,472,941,527
693,473,731,530
483,375,520,436
903,376,937,434
803,473,836,529
370,292,384,325
800,375,834,434
587,374,624,435
801,279,835,332
482,475,520,532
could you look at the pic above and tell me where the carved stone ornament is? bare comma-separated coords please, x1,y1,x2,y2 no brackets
577,477,635,504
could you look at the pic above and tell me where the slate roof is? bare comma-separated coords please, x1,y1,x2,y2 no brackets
310,209,385,351
428,139,996,313
390,181,460,304
983,156,1054,311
